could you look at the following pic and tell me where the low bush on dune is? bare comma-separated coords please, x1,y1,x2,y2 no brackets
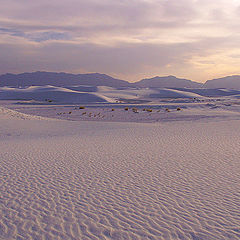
82,112,86,115
132,107,138,113
79,106,85,109
124,107,129,111
165,108,170,112
177,107,181,111
112,108,115,111
146,109,152,112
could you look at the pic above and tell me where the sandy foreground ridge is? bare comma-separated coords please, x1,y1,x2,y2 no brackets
0,106,240,239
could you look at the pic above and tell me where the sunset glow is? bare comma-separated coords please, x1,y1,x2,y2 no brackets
0,0,240,82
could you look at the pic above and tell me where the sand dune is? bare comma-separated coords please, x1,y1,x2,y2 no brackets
3,85,240,104
0,108,240,239
96,87,204,100
0,106,53,121
0,86,109,103
145,88,202,99
173,88,240,97
2,85,240,106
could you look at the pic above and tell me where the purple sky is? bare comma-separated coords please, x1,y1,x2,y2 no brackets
0,0,240,82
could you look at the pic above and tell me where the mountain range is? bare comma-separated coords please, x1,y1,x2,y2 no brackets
0,72,131,88
1,71,240,89
204,75,240,89
134,76,201,88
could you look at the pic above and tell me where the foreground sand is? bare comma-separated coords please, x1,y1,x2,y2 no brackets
0,107,240,239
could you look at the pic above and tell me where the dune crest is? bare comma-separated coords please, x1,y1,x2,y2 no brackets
0,106,53,120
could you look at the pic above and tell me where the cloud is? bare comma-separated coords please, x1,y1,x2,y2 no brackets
0,0,240,82
0,27,69,42
27,32,70,42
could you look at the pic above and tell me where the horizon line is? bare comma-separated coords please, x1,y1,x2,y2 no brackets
1,70,240,84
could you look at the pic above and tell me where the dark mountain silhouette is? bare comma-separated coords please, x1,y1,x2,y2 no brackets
134,76,202,88
0,71,131,88
3,71,240,89
204,75,240,89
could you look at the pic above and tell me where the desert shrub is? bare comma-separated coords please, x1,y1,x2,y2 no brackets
146,109,152,112
48,100,52,103
143,108,146,111
165,108,170,112
132,107,138,113
82,112,87,115
177,107,181,111
124,107,129,111
112,108,115,111
69,111,72,114
79,106,85,109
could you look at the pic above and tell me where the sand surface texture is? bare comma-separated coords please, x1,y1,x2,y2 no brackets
0,108,240,239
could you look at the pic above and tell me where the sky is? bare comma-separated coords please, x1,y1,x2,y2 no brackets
0,0,240,83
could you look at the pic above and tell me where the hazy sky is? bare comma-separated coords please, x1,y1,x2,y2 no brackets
0,0,240,82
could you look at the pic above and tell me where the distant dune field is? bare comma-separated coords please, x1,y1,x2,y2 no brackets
1,85,240,105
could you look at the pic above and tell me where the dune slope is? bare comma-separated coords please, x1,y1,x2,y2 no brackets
0,86,109,103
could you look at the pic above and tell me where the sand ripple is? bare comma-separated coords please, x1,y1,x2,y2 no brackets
0,119,240,239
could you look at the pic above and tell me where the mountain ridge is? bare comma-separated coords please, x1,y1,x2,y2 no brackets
135,75,202,88
1,71,240,89
0,71,131,88
203,75,240,89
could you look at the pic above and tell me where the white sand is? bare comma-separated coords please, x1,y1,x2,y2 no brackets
2,84,240,125
5,102,240,123
0,106,240,239
3,85,240,104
